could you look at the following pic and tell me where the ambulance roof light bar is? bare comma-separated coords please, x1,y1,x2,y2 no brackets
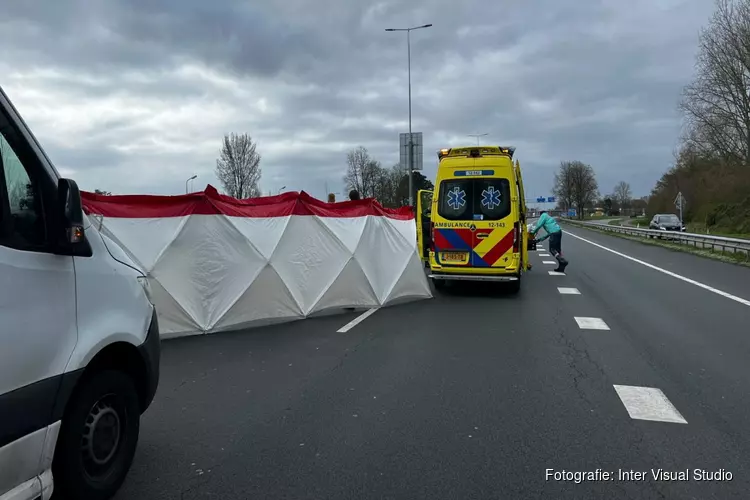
438,146,515,160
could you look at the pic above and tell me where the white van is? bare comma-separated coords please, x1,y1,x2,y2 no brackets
0,86,160,500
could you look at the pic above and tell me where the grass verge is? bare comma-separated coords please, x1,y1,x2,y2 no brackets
562,222,750,268
606,217,648,227
685,222,750,240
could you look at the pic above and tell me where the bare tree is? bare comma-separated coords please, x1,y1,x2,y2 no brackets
612,181,632,210
215,133,262,199
554,161,598,219
552,161,577,211
570,162,599,218
681,0,750,164
344,146,381,198
370,165,401,207
344,148,433,206
344,147,363,196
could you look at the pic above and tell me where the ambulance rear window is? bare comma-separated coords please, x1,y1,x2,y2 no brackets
437,179,471,220
475,178,511,220
437,178,511,221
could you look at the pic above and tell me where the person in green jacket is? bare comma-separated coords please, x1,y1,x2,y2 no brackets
530,211,568,273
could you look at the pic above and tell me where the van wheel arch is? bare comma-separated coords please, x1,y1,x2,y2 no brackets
73,342,150,413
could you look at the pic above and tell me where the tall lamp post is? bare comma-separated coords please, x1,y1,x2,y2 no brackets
386,23,432,207
278,185,287,195
185,174,197,194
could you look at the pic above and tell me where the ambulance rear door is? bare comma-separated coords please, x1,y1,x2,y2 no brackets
468,176,516,269
514,159,529,270
416,189,433,262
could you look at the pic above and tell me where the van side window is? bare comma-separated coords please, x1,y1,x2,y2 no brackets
0,133,46,248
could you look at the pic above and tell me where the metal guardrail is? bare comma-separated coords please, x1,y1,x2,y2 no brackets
560,218,750,259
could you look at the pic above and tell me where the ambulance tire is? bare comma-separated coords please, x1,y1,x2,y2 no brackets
508,275,521,294
432,278,446,291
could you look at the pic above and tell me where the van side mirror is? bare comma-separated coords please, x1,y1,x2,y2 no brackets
57,178,92,256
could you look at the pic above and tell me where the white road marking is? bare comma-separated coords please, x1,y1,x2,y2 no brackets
539,253,551,257
337,308,379,332
548,271,566,276
558,287,581,295
542,260,557,264
564,230,750,308
613,385,687,424
574,317,610,330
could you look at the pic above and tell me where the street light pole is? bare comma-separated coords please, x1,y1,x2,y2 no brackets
386,23,432,208
185,174,197,194
407,28,413,208
278,185,287,195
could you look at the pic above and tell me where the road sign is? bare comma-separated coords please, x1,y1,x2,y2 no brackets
547,196,556,203
536,196,546,203
674,192,686,208
568,208,577,217
399,132,423,171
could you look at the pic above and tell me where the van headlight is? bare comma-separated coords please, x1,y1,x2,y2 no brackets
137,276,154,305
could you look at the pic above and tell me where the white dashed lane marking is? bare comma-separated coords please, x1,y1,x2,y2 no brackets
558,287,581,295
337,308,379,333
613,385,688,424
574,317,610,330
548,271,566,276
542,260,557,264
539,253,551,257
564,230,750,308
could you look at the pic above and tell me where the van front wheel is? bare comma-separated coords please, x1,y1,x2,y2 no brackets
53,370,140,500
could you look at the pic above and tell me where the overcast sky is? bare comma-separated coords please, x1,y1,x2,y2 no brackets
1,0,715,201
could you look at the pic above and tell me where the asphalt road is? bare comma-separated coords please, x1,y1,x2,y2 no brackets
115,225,750,500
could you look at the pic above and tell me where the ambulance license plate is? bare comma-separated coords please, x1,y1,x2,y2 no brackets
442,252,467,262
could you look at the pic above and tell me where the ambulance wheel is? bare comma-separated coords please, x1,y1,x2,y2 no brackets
432,278,446,290
508,276,521,294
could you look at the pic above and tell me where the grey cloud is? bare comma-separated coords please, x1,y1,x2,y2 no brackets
1,0,718,198
45,144,131,172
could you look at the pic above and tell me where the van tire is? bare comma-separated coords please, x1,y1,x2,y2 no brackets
53,370,140,500
432,278,446,290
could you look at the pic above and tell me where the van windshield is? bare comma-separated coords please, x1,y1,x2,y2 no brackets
437,178,511,221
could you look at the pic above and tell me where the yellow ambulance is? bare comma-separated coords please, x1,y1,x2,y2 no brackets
416,146,530,292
